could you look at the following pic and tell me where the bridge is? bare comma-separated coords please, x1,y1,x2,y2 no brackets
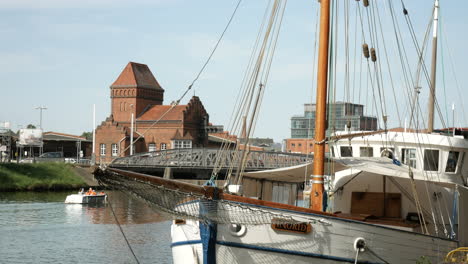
108,148,312,179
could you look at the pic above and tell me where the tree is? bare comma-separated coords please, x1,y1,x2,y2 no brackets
26,124,36,129
81,132,93,140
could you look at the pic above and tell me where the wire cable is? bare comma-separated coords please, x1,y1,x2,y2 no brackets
107,194,141,264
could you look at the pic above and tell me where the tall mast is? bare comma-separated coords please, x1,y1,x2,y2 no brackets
310,0,331,211
427,0,439,133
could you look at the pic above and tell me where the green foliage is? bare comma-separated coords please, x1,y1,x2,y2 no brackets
80,131,93,140
416,256,432,264
0,163,86,191
26,124,36,129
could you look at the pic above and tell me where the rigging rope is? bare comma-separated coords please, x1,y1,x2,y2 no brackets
107,194,141,264
206,0,288,188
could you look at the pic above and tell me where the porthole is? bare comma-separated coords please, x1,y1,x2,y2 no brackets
229,224,246,237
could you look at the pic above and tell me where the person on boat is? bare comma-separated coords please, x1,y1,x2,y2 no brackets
86,188,96,195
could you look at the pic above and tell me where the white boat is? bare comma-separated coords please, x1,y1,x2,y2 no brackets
95,0,468,263
65,189,107,204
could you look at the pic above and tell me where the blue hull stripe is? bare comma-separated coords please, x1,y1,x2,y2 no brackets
216,241,382,264
171,240,202,248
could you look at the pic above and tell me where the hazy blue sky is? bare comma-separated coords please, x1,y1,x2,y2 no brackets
1,0,467,142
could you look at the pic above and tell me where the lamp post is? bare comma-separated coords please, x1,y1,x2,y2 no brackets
35,106,47,129
130,104,134,156
92,104,96,165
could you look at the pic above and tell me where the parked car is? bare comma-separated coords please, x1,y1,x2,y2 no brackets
20,152,65,163
65,158,76,164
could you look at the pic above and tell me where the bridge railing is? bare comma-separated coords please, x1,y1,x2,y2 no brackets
110,148,311,170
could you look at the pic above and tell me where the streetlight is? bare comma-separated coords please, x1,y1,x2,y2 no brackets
130,104,134,156
35,106,47,129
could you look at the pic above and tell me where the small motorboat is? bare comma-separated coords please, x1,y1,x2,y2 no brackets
65,188,107,204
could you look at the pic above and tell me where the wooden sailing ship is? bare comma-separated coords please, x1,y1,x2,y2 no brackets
95,0,468,263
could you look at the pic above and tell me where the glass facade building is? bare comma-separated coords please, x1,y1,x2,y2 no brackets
291,102,377,138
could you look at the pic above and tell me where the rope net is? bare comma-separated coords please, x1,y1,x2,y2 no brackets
96,169,325,226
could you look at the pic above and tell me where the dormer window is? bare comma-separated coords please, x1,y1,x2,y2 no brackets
173,140,192,149
148,143,156,152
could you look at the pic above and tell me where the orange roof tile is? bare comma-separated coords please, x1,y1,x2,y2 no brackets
111,62,163,90
138,105,187,121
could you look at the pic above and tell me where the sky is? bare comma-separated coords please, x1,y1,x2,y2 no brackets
1,0,467,142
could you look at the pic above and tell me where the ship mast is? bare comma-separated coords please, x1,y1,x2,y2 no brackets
310,0,331,211
427,0,439,133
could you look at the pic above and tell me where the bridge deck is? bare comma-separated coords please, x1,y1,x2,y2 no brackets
109,148,312,171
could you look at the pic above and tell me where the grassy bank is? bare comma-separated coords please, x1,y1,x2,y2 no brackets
0,163,86,191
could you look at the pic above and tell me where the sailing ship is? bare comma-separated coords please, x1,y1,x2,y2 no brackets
95,0,468,263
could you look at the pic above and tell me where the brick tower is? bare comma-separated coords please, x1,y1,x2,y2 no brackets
110,62,164,122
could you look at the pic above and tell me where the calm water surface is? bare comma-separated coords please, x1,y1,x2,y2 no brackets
0,191,173,264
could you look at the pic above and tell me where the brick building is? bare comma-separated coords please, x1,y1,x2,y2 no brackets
285,138,329,154
95,62,212,164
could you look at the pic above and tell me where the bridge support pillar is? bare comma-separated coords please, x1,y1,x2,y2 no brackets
163,167,173,179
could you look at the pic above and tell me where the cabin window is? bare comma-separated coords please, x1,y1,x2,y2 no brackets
340,146,353,157
402,148,416,168
291,143,295,147
445,151,460,173
160,143,167,150
380,147,395,159
424,149,439,171
100,144,106,156
460,153,466,174
111,144,118,156
360,147,373,157
148,143,156,152
298,143,302,147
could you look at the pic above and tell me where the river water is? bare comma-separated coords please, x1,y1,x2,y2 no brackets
0,191,173,264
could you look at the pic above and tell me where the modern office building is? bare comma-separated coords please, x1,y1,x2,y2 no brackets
290,102,377,139
287,102,377,153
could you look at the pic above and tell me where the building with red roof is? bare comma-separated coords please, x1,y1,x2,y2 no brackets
95,62,215,164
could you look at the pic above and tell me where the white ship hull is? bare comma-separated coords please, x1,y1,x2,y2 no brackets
171,200,458,264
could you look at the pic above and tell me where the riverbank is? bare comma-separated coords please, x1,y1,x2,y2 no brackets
0,163,89,191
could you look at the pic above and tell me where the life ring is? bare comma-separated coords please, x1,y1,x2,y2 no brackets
380,148,394,159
